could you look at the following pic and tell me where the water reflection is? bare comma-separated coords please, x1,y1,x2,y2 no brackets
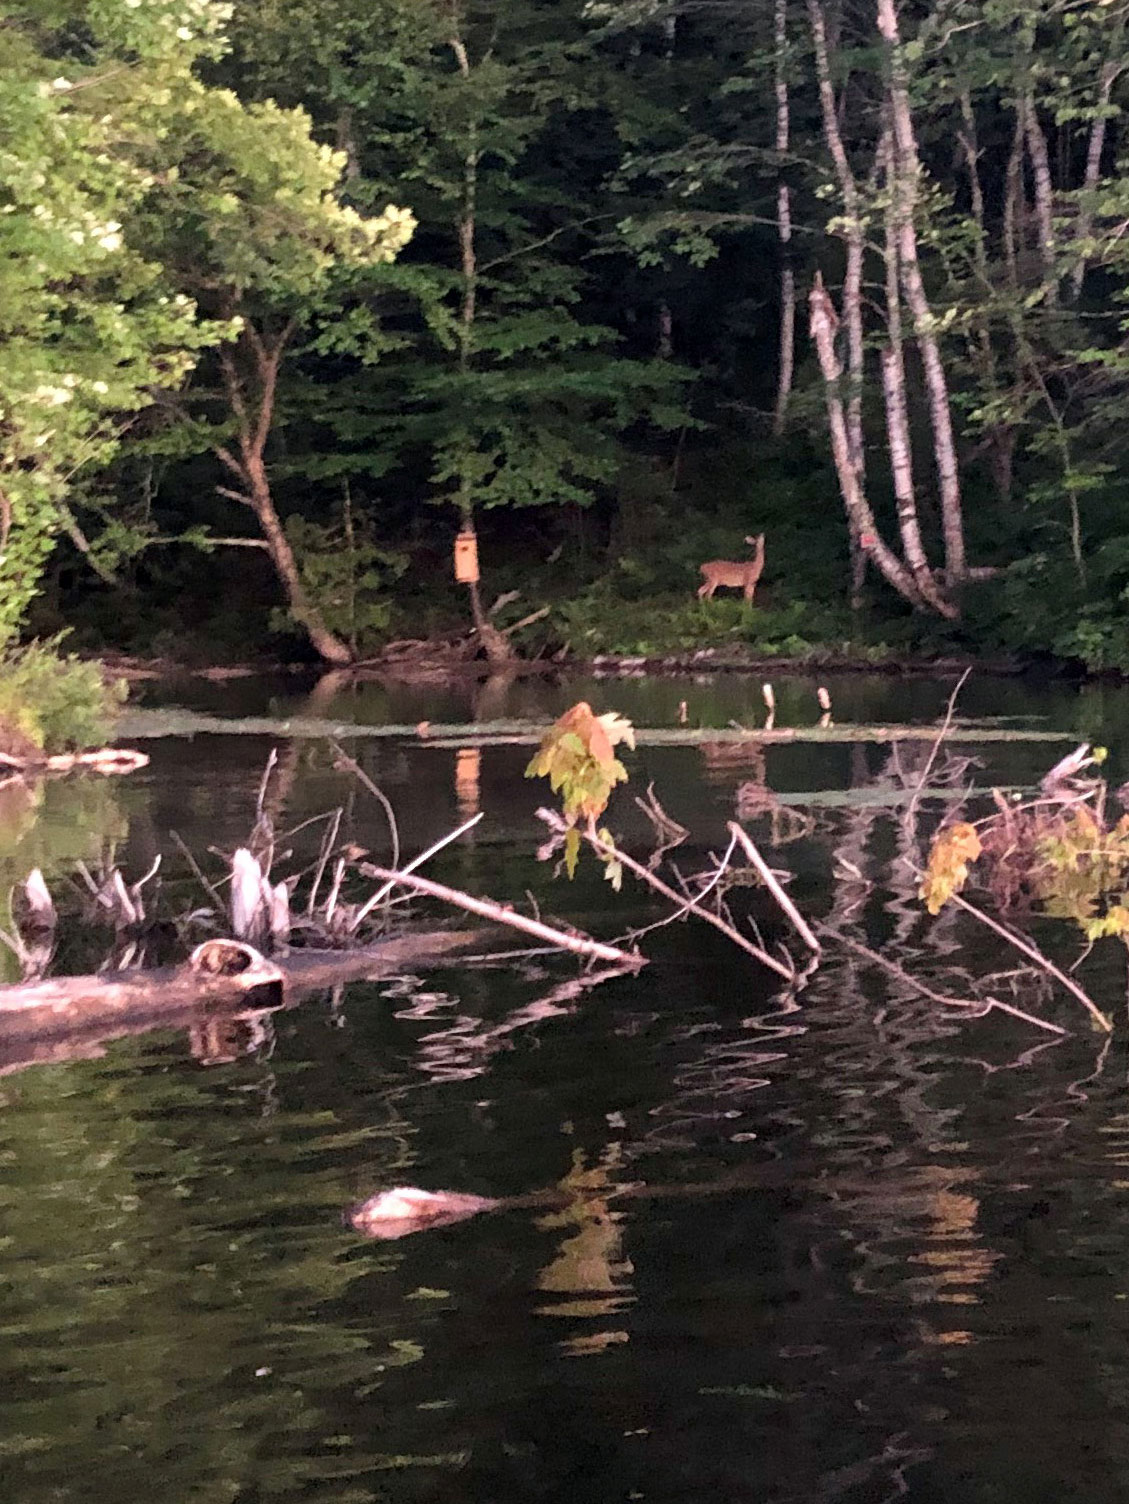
7,673,1129,1500
535,1143,635,1356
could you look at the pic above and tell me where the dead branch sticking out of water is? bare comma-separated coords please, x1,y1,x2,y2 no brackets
821,928,1068,1036
727,821,821,954
358,863,641,967
944,890,1112,1033
535,806,794,980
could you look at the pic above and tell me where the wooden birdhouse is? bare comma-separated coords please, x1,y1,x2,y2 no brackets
454,528,479,583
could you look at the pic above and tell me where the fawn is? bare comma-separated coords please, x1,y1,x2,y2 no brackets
697,534,765,603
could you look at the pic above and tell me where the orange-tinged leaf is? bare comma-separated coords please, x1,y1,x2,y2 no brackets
525,701,634,827
587,717,614,768
919,821,982,915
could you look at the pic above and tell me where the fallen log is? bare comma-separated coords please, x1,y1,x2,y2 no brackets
0,928,487,1050
116,709,1075,747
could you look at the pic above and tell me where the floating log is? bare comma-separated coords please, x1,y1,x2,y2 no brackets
117,709,1075,747
0,928,486,1051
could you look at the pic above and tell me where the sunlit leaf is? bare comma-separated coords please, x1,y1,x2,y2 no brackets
919,821,982,914
563,826,581,880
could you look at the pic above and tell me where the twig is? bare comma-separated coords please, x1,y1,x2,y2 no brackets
352,812,484,932
361,865,641,966
170,829,224,910
324,857,346,929
306,807,342,917
727,822,821,953
902,667,971,838
330,741,400,873
616,830,740,949
823,927,1067,1037
502,606,551,637
256,748,279,818
946,891,1112,1033
557,815,793,980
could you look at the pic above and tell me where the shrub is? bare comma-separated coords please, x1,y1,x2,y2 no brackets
0,638,126,754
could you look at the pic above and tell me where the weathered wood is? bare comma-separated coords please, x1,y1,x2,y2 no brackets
0,928,486,1043
117,708,1074,747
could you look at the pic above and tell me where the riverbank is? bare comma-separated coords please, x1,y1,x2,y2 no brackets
96,641,1035,686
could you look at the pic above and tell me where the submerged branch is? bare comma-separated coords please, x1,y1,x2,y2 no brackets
945,891,1112,1033
823,927,1067,1037
544,811,794,980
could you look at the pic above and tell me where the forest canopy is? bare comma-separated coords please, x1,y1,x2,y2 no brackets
6,0,1129,670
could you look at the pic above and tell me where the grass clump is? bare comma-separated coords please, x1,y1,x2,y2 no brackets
0,638,126,755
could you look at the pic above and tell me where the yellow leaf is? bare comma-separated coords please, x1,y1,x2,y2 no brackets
919,821,982,915
563,826,580,880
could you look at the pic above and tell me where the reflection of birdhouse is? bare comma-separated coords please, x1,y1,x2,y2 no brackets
454,528,479,583
455,746,481,817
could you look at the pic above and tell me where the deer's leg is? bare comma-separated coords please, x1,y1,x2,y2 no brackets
698,580,714,600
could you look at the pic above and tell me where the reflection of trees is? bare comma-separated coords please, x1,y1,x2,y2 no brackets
0,1036,450,1499
534,1143,634,1357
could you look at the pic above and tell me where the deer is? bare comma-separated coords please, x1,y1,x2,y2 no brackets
696,533,765,603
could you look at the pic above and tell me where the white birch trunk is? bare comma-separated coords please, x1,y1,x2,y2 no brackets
808,0,865,482
875,0,965,585
1023,94,1057,301
878,136,955,618
809,277,927,610
773,0,795,435
1069,57,1123,301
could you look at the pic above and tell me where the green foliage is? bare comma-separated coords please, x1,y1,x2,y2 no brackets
0,0,241,638
270,510,407,656
0,638,125,752
928,781,1129,955
0,0,414,650
551,585,850,661
526,701,633,881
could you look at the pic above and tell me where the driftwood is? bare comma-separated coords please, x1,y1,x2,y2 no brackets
361,864,640,967
0,928,487,1048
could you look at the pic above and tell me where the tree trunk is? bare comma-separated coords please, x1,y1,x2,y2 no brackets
215,326,352,666
808,276,928,611
878,138,955,618
957,88,1015,504
1069,53,1123,301
245,452,354,665
808,0,868,610
1003,107,1024,292
808,0,865,482
450,27,515,669
876,0,966,585
773,0,795,436
1023,93,1057,302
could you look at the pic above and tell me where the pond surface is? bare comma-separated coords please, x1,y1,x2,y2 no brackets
5,668,1129,1502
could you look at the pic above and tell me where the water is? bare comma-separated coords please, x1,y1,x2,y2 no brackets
3,668,1129,1502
